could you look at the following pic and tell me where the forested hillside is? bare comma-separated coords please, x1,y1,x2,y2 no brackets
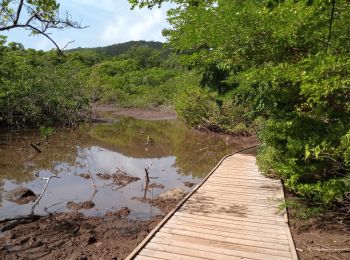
67,40,163,57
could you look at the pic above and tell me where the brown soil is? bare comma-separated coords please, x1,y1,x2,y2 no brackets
66,201,95,210
106,207,131,218
0,196,182,260
92,104,177,121
95,172,140,186
111,174,140,186
287,193,350,259
183,181,195,188
148,182,165,189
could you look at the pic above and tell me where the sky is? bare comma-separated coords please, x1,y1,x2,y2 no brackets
2,0,172,50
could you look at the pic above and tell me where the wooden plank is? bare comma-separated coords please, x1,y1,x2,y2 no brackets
206,178,277,184
172,212,287,229
201,185,283,194
160,227,291,252
168,218,287,241
174,211,287,226
190,193,282,205
164,222,289,245
179,204,282,216
152,235,292,260
168,216,288,234
156,231,293,258
140,248,204,260
187,196,280,208
146,243,252,260
194,190,284,200
135,255,165,260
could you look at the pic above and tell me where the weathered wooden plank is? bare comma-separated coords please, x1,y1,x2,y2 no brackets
160,227,291,252
190,194,282,206
135,255,165,260
146,243,252,260
195,190,284,200
164,222,289,245
187,196,280,208
155,231,293,257
140,248,204,260
176,208,286,222
152,235,292,260
179,204,282,217
168,214,286,235
172,213,287,231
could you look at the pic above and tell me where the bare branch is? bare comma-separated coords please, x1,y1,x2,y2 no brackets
0,1,88,54
14,0,24,25
31,176,60,215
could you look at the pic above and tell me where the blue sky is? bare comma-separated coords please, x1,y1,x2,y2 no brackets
2,0,171,50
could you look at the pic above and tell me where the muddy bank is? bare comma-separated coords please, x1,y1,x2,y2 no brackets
0,197,181,260
286,192,350,260
92,104,177,121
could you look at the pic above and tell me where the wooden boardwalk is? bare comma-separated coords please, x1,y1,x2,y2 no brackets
127,153,298,260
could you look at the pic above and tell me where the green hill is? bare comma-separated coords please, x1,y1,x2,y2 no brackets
67,41,164,57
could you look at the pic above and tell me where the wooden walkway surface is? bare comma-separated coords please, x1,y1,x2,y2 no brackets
127,153,298,260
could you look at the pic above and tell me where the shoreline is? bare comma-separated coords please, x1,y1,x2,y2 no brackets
92,104,177,121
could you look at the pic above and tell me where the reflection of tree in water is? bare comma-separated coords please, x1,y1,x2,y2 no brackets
172,130,237,178
0,128,92,183
1,117,249,187
89,117,176,158
90,117,243,178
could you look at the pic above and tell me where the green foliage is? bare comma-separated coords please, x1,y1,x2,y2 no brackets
175,86,219,130
0,39,91,127
255,54,350,204
278,198,324,220
39,126,54,141
85,44,185,108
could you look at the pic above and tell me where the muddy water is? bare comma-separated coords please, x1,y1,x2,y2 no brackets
0,117,252,220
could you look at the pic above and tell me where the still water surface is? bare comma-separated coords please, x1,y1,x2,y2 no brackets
0,117,247,220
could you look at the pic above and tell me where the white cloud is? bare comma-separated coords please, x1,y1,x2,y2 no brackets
100,7,168,44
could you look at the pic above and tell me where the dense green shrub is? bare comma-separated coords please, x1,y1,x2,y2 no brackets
175,86,220,131
255,54,350,204
0,39,90,127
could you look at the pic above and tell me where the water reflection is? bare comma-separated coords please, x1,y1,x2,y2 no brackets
0,117,250,219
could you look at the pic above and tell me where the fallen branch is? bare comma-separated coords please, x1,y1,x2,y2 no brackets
310,247,350,253
31,176,60,215
88,173,97,190
29,142,41,153
0,214,40,224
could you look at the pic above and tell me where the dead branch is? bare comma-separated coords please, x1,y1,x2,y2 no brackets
29,142,41,153
310,247,350,253
89,173,97,190
43,202,64,214
143,181,150,199
0,214,40,224
144,162,153,183
31,175,60,215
